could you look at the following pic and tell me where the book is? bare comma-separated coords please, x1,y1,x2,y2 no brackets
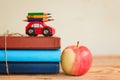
0,36,60,49
0,62,59,74
0,49,60,62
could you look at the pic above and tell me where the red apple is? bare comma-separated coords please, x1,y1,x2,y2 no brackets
61,41,92,76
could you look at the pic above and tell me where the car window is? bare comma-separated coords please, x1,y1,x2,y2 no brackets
31,24,43,28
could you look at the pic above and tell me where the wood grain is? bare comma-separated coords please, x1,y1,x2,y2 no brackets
0,56,120,80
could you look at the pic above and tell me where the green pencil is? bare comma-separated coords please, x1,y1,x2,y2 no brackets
28,12,51,16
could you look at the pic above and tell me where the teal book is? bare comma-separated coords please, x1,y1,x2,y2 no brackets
0,49,60,62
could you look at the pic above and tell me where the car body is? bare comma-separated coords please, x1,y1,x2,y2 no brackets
26,22,55,36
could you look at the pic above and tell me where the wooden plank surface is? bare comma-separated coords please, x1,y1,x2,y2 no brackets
0,56,120,80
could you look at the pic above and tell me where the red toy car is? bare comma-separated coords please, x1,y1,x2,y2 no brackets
26,22,55,36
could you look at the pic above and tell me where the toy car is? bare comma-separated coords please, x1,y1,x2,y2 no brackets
26,22,55,36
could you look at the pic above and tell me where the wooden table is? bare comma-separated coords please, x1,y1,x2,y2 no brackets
0,56,120,80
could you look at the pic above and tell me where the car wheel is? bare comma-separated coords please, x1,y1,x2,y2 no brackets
42,28,51,36
27,28,37,36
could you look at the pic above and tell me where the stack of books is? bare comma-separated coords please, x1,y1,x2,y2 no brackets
25,12,54,22
0,36,61,74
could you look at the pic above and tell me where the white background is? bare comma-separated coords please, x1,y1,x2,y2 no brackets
0,0,120,55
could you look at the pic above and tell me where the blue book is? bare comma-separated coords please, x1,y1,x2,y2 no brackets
0,62,59,74
0,49,60,62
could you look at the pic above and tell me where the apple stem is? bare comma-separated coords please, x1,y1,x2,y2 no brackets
77,41,80,48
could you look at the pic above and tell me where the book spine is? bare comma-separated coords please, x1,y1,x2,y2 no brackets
0,62,59,74
0,49,61,62
0,36,61,49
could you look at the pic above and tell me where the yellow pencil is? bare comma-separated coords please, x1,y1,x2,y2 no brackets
27,15,51,18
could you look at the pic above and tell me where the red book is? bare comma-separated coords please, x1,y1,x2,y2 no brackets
0,36,60,49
